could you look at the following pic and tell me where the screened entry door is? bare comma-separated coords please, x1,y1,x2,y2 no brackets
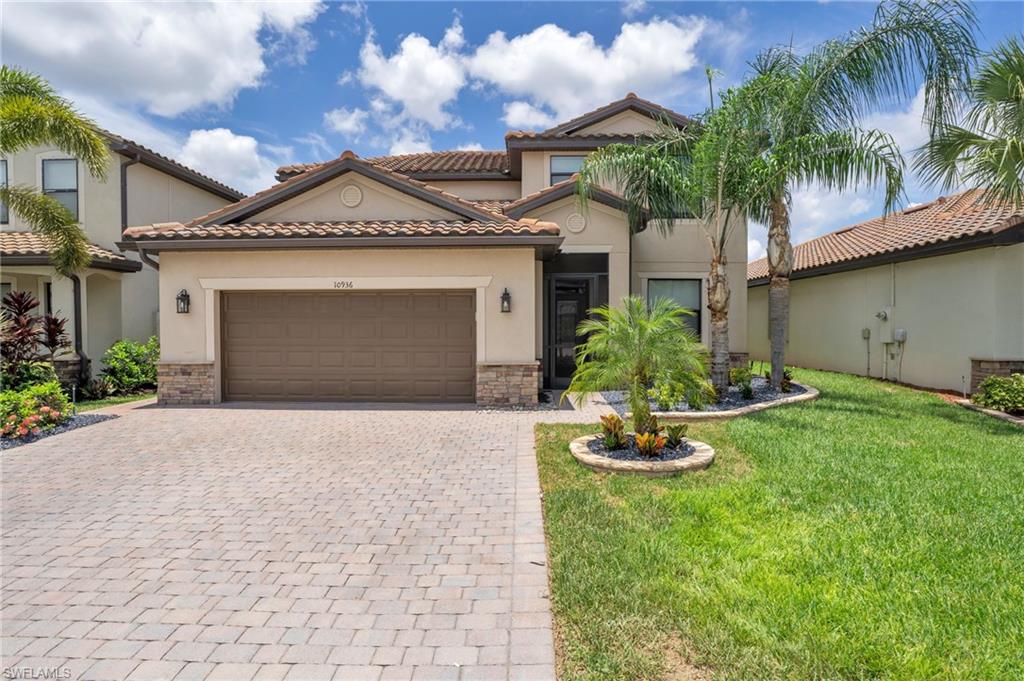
547,277,594,388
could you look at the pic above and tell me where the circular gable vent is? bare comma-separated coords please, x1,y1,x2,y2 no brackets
340,184,363,208
566,212,587,233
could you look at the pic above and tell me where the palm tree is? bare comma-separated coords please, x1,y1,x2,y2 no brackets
564,296,711,433
746,0,977,387
576,85,761,396
915,37,1024,208
0,66,109,275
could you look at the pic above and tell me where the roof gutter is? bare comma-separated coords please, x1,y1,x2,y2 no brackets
0,254,141,273
109,142,243,201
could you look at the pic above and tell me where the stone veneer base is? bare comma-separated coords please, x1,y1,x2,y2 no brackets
158,362,216,405
970,358,1024,393
476,362,540,407
569,434,715,477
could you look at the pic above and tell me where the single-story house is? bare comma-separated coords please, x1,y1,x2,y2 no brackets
120,94,749,406
747,189,1024,393
1,132,243,382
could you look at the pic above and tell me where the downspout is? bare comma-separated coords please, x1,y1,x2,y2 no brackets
137,246,159,271
70,274,89,385
120,153,141,232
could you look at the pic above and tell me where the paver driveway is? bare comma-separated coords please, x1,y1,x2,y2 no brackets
2,402,599,681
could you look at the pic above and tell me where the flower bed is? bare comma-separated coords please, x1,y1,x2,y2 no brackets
607,378,819,421
1,414,117,451
569,433,715,477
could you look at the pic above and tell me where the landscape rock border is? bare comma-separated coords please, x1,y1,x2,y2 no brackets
955,399,1024,427
628,382,820,422
569,434,715,477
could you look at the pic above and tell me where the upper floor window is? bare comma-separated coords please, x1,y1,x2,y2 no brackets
550,155,586,185
42,159,78,220
0,160,8,224
647,278,702,340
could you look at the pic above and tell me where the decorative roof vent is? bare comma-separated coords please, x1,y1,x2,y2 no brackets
566,212,587,233
340,184,363,208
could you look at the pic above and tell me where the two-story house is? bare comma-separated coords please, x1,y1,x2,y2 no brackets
1,133,243,382
120,94,748,406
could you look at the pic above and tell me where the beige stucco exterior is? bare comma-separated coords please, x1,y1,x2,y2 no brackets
1,143,235,376
747,244,1024,392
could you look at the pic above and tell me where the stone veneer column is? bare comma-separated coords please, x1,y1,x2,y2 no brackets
476,362,540,407
158,362,216,405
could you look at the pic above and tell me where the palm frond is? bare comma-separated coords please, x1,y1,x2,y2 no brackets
0,185,92,275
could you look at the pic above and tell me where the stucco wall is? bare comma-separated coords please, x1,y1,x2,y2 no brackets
575,110,664,135
429,180,521,200
157,247,538,398
747,244,1024,391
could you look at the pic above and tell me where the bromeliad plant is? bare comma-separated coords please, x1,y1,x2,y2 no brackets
564,296,712,435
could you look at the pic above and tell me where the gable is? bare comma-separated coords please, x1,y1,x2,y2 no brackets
573,110,665,136
252,172,460,223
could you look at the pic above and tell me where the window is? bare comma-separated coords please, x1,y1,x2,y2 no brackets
647,279,701,339
44,282,53,315
1,160,7,224
42,159,78,220
549,155,586,185
1,283,10,301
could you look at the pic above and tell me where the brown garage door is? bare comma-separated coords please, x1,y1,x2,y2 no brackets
221,290,475,402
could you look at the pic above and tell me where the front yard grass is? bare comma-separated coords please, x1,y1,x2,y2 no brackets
74,391,156,412
537,369,1024,680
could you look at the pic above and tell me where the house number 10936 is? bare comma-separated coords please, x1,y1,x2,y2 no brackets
333,280,354,289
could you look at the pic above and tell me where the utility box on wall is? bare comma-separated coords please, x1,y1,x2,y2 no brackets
877,305,895,343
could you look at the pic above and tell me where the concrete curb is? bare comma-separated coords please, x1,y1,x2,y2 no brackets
627,383,820,422
955,399,1024,427
568,434,715,477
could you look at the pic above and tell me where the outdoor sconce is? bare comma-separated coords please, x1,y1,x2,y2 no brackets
500,288,512,313
176,289,191,314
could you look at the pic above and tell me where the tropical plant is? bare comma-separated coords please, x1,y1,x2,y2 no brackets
38,313,70,361
0,380,70,439
648,381,683,412
1,290,42,373
972,373,1024,414
634,432,667,458
665,423,688,448
741,0,977,388
0,66,110,275
101,336,159,393
577,85,762,396
915,37,1024,208
564,296,711,433
731,366,754,399
599,413,627,449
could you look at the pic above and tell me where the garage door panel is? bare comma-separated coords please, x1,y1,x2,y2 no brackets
223,290,475,402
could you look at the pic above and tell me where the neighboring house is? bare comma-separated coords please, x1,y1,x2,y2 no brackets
747,189,1024,394
121,94,749,406
1,133,243,382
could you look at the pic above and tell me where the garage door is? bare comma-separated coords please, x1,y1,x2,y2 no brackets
221,291,475,402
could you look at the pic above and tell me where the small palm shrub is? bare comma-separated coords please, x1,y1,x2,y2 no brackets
973,374,1024,415
1,381,70,439
565,296,712,435
665,423,688,448
730,366,754,399
101,336,159,393
600,414,627,449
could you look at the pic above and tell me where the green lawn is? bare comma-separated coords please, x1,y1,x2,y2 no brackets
74,391,156,412
536,369,1024,681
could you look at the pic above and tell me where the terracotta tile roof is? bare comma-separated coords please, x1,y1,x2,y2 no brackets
183,151,506,228
747,189,1024,281
503,131,642,143
277,150,509,180
123,219,560,242
1,231,141,271
473,199,515,212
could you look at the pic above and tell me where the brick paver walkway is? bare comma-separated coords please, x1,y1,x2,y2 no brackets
1,401,604,681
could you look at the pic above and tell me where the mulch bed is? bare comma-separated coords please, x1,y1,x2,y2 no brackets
1,414,118,451
586,434,695,462
603,377,808,416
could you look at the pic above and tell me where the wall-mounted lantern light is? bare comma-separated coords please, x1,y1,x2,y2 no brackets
500,288,512,313
176,289,191,314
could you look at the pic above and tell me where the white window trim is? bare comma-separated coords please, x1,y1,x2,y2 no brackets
36,151,84,224
547,153,587,186
637,271,709,342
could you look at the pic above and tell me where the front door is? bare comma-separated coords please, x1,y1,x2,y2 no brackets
547,277,593,388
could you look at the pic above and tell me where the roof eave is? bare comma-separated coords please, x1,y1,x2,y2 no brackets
1,254,142,273
109,141,244,201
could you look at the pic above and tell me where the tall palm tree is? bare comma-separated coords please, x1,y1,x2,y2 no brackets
576,86,762,396
747,0,977,387
0,66,109,275
915,37,1024,208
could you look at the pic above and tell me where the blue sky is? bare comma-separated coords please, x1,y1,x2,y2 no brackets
4,1,1021,259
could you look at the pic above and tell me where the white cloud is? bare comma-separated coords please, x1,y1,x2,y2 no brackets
502,101,557,129
466,18,706,122
387,127,432,155
456,142,485,151
358,19,466,130
295,132,334,158
324,107,369,137
863,87,928,154
622,0,648,18
179,128,284,194
747,237,767,262
790,188,873,243
2,1,323,117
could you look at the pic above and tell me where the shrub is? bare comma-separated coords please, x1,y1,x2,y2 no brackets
730,366,754,398
2,361,59,392
634,432,666,457
1,381,70,439
648,382,684,412
101,336,159,393
600,414,627,449
665,423,688,448
973,374,1024,414
765,367,794,392
80,376,115,400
